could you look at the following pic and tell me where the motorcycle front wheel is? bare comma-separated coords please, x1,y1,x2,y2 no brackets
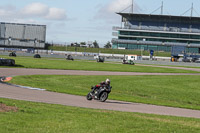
86,93,92,100
99,92,108,102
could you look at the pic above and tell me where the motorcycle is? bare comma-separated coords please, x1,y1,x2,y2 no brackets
86,85,112,102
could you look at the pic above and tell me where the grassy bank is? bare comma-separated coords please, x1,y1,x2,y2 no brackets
9,75,200,110
0,56,198,73
0,98,200,133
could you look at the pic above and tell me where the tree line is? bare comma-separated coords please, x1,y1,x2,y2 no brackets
70,40,112,48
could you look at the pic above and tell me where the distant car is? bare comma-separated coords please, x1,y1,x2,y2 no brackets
95,56,104,63
0,58,15,66
9,52,17,57
34,54,41,58
122,55,135,65
65,54,74,61
182,58,191,62
195,58,200,63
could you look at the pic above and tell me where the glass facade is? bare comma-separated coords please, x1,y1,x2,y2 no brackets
112,43,172,52
112,13,200,53
112,43,199,53
119,31,200,44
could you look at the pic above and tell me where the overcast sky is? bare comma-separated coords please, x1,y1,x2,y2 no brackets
1,0,200,47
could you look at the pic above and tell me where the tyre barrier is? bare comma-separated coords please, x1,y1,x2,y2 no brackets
0,58,15,66
0,76,13,82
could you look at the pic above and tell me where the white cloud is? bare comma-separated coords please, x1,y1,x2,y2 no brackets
0,5,16,17
0,9,12,16
0,3,67,22
107,0,133,12
20,3,49,17
45,8,67,20
95,0,141,23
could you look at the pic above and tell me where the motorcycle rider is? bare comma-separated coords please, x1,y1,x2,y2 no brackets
93,79,111,98
102,78,111,91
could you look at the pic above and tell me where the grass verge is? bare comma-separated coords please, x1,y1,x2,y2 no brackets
0,56,199,73
9,75,200,110
136,63,200,69
0,98,200,133
48,46,171,57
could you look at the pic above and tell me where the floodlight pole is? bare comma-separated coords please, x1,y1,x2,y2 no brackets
191,3,193,17
131,0,134,14
161,1,164,15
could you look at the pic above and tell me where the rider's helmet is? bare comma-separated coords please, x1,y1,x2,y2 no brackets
106,78,110,84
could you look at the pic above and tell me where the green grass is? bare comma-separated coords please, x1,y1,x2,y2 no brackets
0,98,200,133
0,56,198,73
137,63,200,69
48,46,171,57
9,75,200,110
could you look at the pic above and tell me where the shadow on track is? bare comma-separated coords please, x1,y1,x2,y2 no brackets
13,64,24,67
106,101,133,105
0,64,24,67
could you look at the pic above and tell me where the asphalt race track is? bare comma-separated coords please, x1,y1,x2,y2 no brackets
0,68,200,119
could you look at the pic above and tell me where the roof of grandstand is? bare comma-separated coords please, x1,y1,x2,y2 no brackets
117,13,200,24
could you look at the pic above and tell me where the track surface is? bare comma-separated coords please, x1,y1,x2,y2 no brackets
1,68,200,76
0,68,200,119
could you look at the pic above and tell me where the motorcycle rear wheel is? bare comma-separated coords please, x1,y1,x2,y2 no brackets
99,92,108,102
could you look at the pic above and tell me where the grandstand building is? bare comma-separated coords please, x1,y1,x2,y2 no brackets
112,13,200,53
0,22,46,49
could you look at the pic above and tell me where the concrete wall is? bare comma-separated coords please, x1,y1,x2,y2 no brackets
0,22,46,48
